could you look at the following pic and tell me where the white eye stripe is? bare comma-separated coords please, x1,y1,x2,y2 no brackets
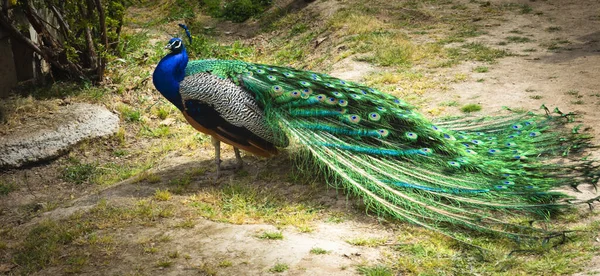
173,40,182,49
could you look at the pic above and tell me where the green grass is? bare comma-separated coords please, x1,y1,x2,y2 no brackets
566,89,580,96
447,42,510,63
116,104,142,122
218,260,233,267
473,66,488,73
346,237,388,247
12,220,89,274
571,100,585,105
460,104,482,113
62,159,98,185
269,263,289,273
174,218,196,228
156,259,173,268
309,247,329,255
154,189,172,201
439,100,459,107
506,36,532,43
258,231,284,240
357,264,393,276
0,180,16,196
187,180,319,228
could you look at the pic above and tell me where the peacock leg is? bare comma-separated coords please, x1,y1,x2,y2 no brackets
212,136,222,179
233,147,244,170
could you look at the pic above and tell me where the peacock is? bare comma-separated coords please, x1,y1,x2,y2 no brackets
152,26,599,246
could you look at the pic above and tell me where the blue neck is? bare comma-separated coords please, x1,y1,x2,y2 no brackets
153,48,188,110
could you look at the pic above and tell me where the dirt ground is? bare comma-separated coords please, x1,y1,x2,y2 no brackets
1,0,600,275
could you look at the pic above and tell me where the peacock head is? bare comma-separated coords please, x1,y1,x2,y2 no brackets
165,37,185,53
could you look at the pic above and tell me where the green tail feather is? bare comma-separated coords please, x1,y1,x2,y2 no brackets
186,59,600,245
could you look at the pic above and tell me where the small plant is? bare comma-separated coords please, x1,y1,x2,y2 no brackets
529,95,543,100
258,231,283,240
269,263,289,273
62,159,98,185
0,180,16,196
112,149,128,157
439,101,459,107
310,247,329,255
357,264,393,276
218,260,233,267
460,104,482,113
117,104,141,122
506,36,532,43
566,90,580,96
154,189,172,201
168,251,179,259
519,4,533,14
154,106,171,120
143,246,158,254
473,66,488,73
346,237,388,247
174,218,195,229
156,259,173,268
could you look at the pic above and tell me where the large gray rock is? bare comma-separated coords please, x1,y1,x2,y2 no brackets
0,103,119,168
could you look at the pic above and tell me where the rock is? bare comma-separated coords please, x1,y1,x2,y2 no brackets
0,103,119,168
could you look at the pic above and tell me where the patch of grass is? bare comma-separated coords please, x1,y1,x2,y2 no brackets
116,104,142,122
571,100,585,105
546,26,562,32
439,101,459,107
473,66,488,73
174,218,196,228
135,171,161,183
326,212,347,223
566,89,580,96
187,181,319,228
506,36,532,43
186,35,255,60
153,105,172,120
269,262,289,273
453,73,467,82
168,251,179,259
529,95,543,99
357,264,393,276
309,247,329,255
154,189,172,201
523,48,537,52
346,237,388,247
143,245,158,254
62,159,98,185
13,220,90,274
258,231,283,240
0,180,16,196
156,259,173,268
169,174,192,194
447,42,509,63
460,104,482,113
218,260,233,267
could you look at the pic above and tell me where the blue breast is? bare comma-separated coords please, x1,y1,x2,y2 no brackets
152,48,188,110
